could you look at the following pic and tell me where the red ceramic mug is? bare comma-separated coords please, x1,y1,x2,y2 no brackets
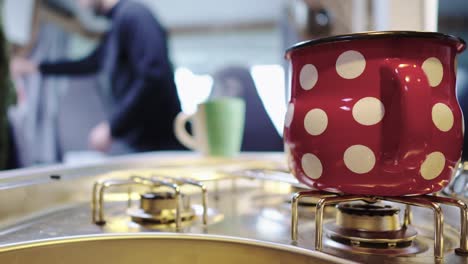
284,31,466,196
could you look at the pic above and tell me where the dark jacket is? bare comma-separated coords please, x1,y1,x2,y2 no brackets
40,0,182,151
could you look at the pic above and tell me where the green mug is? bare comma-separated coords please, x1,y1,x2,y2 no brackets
174,98,246,157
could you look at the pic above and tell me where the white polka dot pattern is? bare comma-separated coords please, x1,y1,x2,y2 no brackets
344,145,376,174
285,103,295,128
304,108,328,136
336,50,366,79
301,153,323,179
352,97,385,126
432,103,454,132
292,51,455,186
420,152,445,180
422,57,444,87
300,64,318,90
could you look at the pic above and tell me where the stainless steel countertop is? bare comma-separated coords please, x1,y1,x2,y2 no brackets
0,152,466,264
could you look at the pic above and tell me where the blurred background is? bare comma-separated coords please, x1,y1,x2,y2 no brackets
0,0,467,169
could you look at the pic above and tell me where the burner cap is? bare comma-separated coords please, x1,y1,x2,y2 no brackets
141,192,175,200
140,192,179,214
337,202,399,217
129,191,195,225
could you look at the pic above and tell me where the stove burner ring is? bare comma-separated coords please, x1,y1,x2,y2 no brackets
325,222,417,247
336,201,402,232
324,201,423,255
337,202,399,217
127,192,195,225
141,192,175,200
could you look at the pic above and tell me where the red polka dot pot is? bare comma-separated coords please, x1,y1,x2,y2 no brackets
284,31,466,196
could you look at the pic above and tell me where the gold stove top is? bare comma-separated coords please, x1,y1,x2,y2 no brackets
0,152,465,264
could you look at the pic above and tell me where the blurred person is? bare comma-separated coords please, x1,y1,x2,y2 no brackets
11,0,183,153
0,18,17,169
211,66,283,151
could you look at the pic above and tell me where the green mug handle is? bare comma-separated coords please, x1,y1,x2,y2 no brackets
174,112,199,151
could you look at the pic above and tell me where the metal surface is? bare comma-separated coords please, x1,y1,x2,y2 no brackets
0,233,353,264
0,152,467,264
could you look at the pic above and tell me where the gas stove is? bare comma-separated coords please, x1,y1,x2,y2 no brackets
0,152,467,263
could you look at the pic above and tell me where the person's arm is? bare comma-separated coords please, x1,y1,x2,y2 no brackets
109,11,172,137
39,39,106,76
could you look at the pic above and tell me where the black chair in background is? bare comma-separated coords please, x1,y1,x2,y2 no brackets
457,68,468,160
211,66,284,152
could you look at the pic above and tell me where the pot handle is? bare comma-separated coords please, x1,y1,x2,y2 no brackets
381,59,431,167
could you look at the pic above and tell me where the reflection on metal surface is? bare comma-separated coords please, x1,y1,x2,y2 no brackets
105,204,223,232
230,168,305,188
0,234,354,264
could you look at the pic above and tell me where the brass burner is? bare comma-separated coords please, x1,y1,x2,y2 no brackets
92,175,208,229
291,190,468,260
324,222,419,250
141,192,178,213
336,202,401,232
128,192,195,225
322,201,419,254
